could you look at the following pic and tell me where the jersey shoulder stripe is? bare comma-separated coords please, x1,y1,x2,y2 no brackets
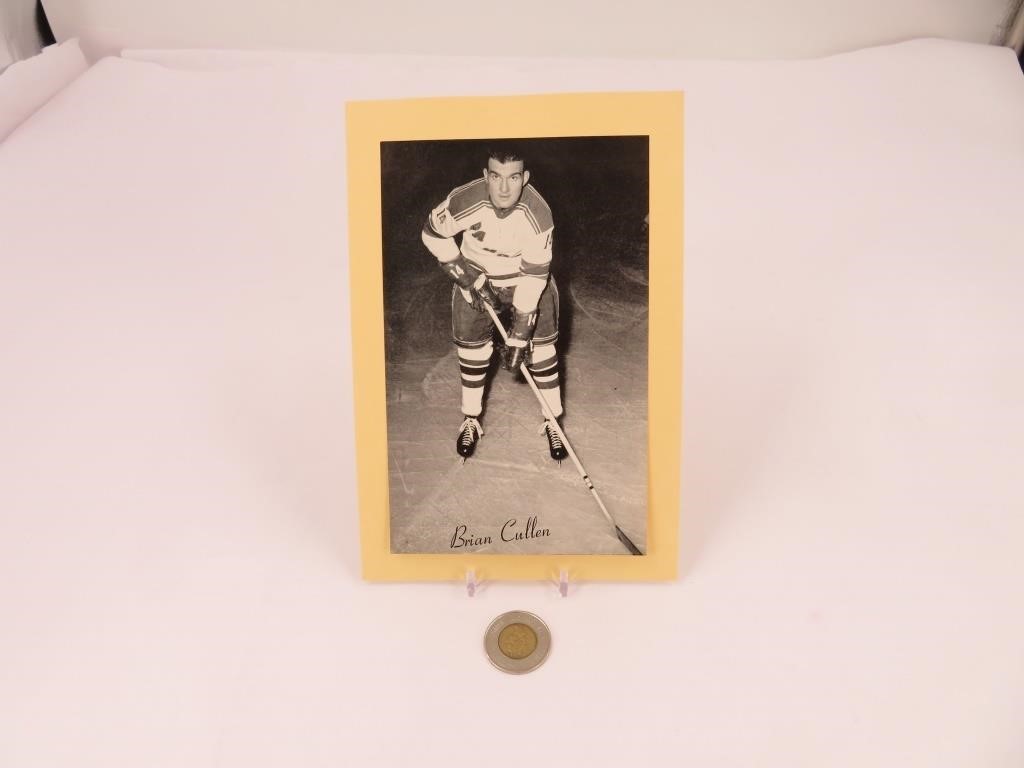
453,199,490,221
518,185,554,234
448,179,490,218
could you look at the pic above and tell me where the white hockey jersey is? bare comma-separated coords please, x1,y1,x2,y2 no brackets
423,178,554,310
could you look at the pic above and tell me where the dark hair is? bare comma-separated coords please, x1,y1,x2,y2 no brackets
486,144,525,167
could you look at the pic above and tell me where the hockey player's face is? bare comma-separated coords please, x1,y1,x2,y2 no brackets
484,158,529,210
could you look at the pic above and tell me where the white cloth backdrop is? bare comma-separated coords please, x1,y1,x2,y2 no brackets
0,0,42,70
1,40,1023,767
41,0,1014,60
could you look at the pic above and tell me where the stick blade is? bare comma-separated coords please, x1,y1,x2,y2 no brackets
615,527,644,556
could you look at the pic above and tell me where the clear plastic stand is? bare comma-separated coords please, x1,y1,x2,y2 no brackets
464,568,570,597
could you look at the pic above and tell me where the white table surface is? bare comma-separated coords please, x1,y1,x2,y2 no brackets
1,39,1022,767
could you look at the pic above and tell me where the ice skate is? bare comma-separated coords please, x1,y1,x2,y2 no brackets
539,419,568,463
456,417,483,460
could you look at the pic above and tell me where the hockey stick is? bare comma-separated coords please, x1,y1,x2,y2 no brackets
481,301,643,556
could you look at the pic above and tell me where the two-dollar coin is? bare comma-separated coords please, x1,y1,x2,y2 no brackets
484,611,551,674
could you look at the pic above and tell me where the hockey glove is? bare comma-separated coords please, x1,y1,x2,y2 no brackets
502,308,538,372
440,256,498,312
470,274,500,313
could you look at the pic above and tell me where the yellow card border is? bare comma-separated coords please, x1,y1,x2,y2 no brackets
347,91,682,581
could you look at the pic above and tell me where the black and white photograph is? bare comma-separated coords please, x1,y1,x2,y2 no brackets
381,136,650,555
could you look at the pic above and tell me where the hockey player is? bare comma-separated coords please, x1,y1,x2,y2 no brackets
421,146,567,462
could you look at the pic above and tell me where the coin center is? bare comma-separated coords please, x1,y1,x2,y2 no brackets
497,623,538,660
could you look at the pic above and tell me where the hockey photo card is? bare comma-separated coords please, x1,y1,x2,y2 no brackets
347,92,682,581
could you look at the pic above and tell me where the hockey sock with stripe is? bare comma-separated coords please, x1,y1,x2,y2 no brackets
458,341,493,417
528,343,563,419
